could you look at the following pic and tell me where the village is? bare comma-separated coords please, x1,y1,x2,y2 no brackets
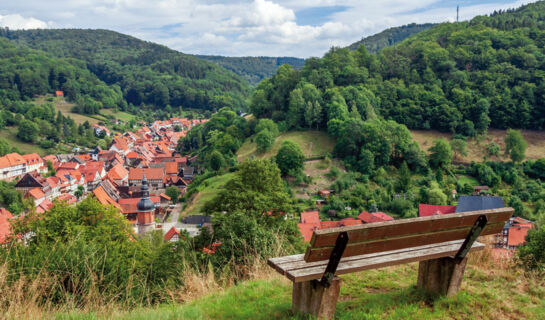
0,116,210,243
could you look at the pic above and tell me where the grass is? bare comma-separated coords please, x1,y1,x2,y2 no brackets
0,127,47,156
182,173,234,215
100,109,137,122
237,131,336,162
49,249,545,320
411,129,545,163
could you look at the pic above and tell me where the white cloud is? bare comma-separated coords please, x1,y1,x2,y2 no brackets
0,0,539,57
0,14,49,29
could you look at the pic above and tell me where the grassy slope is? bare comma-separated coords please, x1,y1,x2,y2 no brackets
237,131,336,162
54,251,545,319
100,108,137,123
182,173,234,216
0,127,47,156
411,129,545,163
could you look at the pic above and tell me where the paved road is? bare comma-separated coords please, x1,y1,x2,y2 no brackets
161,202,184,232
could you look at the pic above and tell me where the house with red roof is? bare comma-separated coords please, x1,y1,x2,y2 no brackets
164,226,180,242
0,153,26,180
22,153,44,174
496,217,535,249
55,90,64,97
128,167,165,188
357,211,394,224
107,163,129,186
0,208,13,244
36,199,53,213
418,204,457,217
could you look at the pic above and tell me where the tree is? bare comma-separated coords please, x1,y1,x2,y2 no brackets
518,224,545,272
450,138,468,160
203,159,293,215
397,161,411,192
165,186,181,203
255,118,279,137
17,119,40,143
429,138,452,168
276,140,305,176
74,185,84,200
504,129,527,163
486,142,500,157
207,150,225,171
0,138,11,156
256,129,274,153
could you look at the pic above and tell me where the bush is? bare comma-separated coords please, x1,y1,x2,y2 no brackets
255,129,274,153
518,225,545,273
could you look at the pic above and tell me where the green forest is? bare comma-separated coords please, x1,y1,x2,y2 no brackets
197,55,305,86
347,23,436,53
0,28,251,113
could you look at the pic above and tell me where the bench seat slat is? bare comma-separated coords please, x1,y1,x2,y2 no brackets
269,240,484,283
309,208,513,249
305,222,504,262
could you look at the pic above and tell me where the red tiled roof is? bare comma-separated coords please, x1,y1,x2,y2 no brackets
22,153,43,165
418,204,457,217
0,153,25,169
0,208,13,243
165,162,178,175
164,226,180,241
301,211,320,224
36,199,53,213
118,196,159,214
57,194,76,204
27,187,45,200
107,163,128,181
358,211,394,224
127,151,138,159
128,168,165,181
508,225,532,247
159,193,171,200
93,186,122,210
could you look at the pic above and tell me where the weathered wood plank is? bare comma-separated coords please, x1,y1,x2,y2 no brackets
305,221,503,262
417,257,468,297
287,241,484,282
309,208,513,249
269,240,471,276
292,278,342,320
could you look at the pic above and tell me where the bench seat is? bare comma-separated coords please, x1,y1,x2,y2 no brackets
269,239,485,283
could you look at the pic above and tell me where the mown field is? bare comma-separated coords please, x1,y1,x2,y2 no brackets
237,131,336,162
181,173,234,216
411,129,545,163
52,249,545,320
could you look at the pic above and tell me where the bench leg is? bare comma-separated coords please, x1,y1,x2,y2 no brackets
292,277,342,320
417,257,468,297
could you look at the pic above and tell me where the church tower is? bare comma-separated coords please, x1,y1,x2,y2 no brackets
136,174,156,235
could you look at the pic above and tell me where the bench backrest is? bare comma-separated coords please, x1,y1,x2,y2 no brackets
304,208,513,262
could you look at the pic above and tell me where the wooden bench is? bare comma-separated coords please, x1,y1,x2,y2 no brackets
268,207,514,319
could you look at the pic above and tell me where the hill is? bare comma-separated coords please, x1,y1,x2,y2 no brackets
252,1,545,137
49,250,545,319
0,28,251,112
347,23,436,53
197,55,305,86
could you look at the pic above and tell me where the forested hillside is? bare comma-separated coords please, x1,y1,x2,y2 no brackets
347,23,436,53
252,1,545,137
0,37,123,113
197,55,305,86
0,29,251,112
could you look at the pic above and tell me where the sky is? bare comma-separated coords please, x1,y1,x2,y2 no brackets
0,0,537,58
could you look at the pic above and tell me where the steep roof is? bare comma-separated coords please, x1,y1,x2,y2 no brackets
418,204,457,217
298,223,319,242
164,226,180,242
455,196,504,213
118,196,160,214
27,187,45,200
107,163,129,181
93,185,122,211
0,153,25,169
164,162,178,175
22,153,43,165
